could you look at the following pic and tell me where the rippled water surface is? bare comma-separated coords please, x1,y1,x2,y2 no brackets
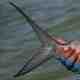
0,0,80,80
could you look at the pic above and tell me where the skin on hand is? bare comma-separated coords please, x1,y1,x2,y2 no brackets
56,40,80,65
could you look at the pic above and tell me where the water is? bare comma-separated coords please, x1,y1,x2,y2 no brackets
0,0,80,80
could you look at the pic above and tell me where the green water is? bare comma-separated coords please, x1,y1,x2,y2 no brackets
0,0,80,80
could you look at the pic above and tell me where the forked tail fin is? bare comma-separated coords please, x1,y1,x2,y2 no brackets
9,2,73,77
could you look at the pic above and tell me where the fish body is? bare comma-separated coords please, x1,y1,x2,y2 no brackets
9,2,80,77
